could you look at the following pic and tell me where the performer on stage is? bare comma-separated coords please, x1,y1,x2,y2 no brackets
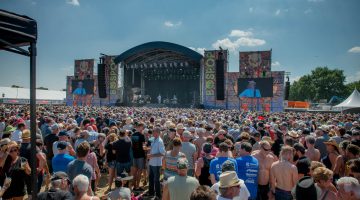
239,80,261,98
157,94,162,104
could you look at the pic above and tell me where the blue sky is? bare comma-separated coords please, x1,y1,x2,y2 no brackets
1,0,359,90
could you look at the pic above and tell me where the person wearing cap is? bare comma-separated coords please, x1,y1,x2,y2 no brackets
252,140,276,200
269,146,298,200
162,157,199,200
235,142,259,200
215,171,242,200
291,176,322,200
53,130,75,157
1,125,16,139
209,142,238,184
180,130,197,176
52,141,75,173
305,135,321,162
10,122,26,143
37,171,73,200
195,142,214,187
107,172,132,200
44,123,60,173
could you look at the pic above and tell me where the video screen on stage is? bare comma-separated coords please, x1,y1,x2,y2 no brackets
71,79,94,95
238,78,273,98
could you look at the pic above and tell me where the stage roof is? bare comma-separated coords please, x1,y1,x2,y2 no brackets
334,89,360,109
114,41,203,65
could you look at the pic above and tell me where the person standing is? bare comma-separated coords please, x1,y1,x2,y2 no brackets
131,122,146,190
72,174,99,200
52,130,75,157
163,138,185,180
10,122,25,143
305,135,321,161
215,171,242,200
270,146,298,200
37,171,73,200
146,126,166,199
294,143,311,179
209,142,237,184
52,141,75,173
236,142,259,200
252,141,276,200
162,157,200,200
112,129,132,176
67,141,93,182
44,123,60,173
180,131,197,176
195,143,214,187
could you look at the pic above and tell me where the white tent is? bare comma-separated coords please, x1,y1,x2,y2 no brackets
334,89,360,109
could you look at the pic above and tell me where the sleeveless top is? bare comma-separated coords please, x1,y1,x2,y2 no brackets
199,156,214,187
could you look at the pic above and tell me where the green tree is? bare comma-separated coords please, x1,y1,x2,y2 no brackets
345,80,360,96
289,67,346,102
11,85,23,88
36,87,48,90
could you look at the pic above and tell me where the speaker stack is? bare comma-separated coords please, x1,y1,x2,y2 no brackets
97,64,107,98
216,52,225,100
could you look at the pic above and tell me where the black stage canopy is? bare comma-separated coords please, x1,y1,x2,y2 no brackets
0,9,38,199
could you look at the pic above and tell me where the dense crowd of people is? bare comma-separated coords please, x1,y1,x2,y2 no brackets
0,105,359,200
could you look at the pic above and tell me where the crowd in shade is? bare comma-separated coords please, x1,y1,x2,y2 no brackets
0,105,359,200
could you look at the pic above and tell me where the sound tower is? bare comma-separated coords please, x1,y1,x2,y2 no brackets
285,81,290,100
216,52,225,100
97,64,107,98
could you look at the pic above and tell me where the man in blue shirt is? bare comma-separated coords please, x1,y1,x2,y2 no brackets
209,142,238,184
52,141,75,173
239,80,261,98
236,142,259,200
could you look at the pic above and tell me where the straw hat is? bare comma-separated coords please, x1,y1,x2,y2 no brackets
219,171,241,188
324,139,340,153
288,130,299,138
176,123,185,130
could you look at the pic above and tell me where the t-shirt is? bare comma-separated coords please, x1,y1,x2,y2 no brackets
209,157,238,181
112,137,132,163
167,175,199,200
105,143,116,162
180,142,197,169
52,154,75,173
108,187,131,200
37,188,73,200
164,151,186,179
296,156,311,176
11,129,22,143
44,134,59,160
67,159,93,181
236,155,259,199
20,142,40,161
131,132,146,158
211,179,250,200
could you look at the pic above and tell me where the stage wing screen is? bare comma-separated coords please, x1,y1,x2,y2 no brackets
238,78,273,98
71,79,94,95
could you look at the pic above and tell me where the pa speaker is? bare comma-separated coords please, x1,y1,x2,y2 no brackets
98,64,107,98
285,81,290,100
216,59,225,100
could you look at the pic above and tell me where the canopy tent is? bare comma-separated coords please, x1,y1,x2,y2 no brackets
0,9,38,198
334,89,360,109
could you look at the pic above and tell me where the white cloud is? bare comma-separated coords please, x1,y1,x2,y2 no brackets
189,47,206,55
249,7,254,13
346,70,360,83
272,61,281,67
348,46,360,53
275,9,281,16
290,76,301,83
308,0,324,2
304,8,312,14
164,21,182,28
66,0,80,6
229,30,253,37
235,37,266,46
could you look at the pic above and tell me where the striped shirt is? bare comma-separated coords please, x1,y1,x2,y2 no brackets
164,151,185,179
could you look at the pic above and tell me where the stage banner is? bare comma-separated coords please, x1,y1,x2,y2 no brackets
271,71,285,112
74,59,95,80
239,50,271,78
104,56,118,105
226,72,241,110
203,50,228,109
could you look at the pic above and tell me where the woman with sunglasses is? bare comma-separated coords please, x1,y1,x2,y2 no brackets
0,141,31,200
312,167,338,200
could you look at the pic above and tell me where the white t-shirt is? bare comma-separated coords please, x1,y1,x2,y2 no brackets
211,179,250,200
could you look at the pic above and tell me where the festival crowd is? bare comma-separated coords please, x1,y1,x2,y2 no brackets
0,105,359,200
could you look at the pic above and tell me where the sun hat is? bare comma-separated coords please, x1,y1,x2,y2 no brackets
4,126,16,134
288,130,299,138
291,176,322,200
176,123,185,130
324,139,340,153
51,171,69,181
219,171,241,188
